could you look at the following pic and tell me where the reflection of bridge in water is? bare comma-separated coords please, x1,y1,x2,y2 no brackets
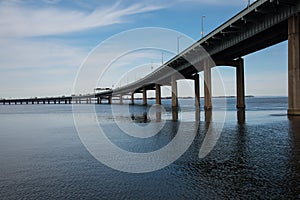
1,0,299,120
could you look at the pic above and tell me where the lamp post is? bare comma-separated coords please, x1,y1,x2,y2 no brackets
177,35,183,54
201,15,205,38
150,61,153,72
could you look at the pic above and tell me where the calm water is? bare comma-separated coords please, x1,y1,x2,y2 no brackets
0,97,299,199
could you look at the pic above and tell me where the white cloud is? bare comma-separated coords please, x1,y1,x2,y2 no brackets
0,1,165,38
177,0,256,6
0,38,86,69
0,38,86,98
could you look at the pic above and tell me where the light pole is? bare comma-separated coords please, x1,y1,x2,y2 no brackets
177,35,183,54
150,61,153,72
161,52,164,64
201,15,205,38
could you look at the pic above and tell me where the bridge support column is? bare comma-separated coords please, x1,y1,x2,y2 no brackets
193,73,200,107
131,93,134,105
155,84,161,105
108,96,112,104
171,75,178,108
288,15,300,115
204,63,212,110
236,58,245,109
142,87,147,106
119,95,123,104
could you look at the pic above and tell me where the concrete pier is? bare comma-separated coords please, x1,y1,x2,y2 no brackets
155,84,161,105
119,95,123,104
236,58,245,109
142,87,147,106
193,73,200,107
131,93,134,105
108,96,112,104
288,15,300,115
204,62,212,110
171,75,178,108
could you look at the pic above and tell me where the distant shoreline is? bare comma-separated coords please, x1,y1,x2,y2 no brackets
121,95,255,100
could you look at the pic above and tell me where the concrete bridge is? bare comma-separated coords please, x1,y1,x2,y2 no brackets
1,0,299,116
95,0,300,115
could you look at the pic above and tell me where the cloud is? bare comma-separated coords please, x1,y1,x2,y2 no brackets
0,38,86,69
0,1,165,38
176,0,256,6
0,0,268,98
0,38,86,97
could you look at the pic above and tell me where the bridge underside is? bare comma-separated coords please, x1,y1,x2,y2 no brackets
89,0,300,117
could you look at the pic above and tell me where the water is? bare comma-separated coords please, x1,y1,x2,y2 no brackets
0,97,299,199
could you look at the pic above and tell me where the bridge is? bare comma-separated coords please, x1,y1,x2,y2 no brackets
1,0,299,117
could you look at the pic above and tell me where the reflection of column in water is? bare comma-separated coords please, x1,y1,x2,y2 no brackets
195,107,200,122
288,115,300,189
150,104,162,122
235,123,247,163
237,109,245,124
226,122,248,188
205,110,212,123
156,111,162,122
199,110,221,159
172,107,178,121
154,104,162,122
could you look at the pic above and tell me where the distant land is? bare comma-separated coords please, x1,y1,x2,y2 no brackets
121,95,255,100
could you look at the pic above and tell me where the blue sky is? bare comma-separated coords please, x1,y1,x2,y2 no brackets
0,0,287,98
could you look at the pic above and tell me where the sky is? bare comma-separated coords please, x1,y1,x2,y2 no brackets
0,0,288,99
